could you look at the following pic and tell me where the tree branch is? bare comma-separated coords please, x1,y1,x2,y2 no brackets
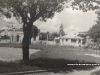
7,0,28,24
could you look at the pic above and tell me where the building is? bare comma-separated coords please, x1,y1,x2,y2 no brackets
0,24,84,46
55,24,84,47
60,34,84,47
31,32,56,45
0,26,23,43
0,25,55,44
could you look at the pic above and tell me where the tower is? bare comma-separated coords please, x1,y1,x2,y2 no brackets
59,24,65,37
60,24,63,30
59,24,65,45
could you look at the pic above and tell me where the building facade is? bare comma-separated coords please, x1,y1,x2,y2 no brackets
60,34,84,47
55,24,84,47
0,25,55,44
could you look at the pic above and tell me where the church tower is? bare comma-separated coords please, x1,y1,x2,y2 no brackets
59,24,65,45
59,24,65,37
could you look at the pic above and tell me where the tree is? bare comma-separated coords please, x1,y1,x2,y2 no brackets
48,32,59,41
78,33,87,44
71,0,100,40
32,25,38,41
0,0,68,62
71,0,100,45
71,0,100,12
88,24,100,42
52,32,59,37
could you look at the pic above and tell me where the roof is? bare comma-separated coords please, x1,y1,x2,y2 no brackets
61,34,83,39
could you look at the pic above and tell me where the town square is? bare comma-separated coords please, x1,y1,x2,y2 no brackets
0,0,100,75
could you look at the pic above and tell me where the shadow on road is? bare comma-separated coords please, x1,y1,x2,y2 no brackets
28,58,97,73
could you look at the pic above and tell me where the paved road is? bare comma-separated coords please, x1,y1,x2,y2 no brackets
0,47,40,61
22,66,100,75
2,66,99,75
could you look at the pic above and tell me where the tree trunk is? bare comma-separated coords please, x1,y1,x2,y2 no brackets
22,37,30,62
22,23,33,62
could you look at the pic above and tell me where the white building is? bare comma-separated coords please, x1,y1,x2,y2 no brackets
55,24,84,47
0,25,40,43
60,34,84,47
0,27,22,43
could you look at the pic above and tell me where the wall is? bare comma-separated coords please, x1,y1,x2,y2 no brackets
60,38,83,47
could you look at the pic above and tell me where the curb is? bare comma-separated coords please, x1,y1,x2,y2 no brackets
0,70,47,75
0,68,70,75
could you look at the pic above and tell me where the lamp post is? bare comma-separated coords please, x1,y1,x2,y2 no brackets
46,32,49,49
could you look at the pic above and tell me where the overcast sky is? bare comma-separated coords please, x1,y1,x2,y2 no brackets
0,7,97,34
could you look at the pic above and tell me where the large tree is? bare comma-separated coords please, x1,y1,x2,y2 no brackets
88,24,100,42
0,0,69,62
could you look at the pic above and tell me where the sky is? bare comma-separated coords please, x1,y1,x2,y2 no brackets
0,7,98,34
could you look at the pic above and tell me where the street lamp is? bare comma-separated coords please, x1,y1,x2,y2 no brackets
46,32,49,49
47,32,49,44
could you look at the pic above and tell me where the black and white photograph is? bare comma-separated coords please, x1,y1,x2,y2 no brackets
0,0,100,75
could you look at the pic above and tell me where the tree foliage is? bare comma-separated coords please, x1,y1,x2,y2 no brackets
0,0,68,24
71,0,100,43
48,32,59,41
0,0,69,40
88,24,100,42
32,25,38,38
78,32,87,44
71,0,100,12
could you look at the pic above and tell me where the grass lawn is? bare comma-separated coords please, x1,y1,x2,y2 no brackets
30,45,100,63
1,43,100,64
0,43,47,50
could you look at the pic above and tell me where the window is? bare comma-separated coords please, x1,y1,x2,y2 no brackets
79,39,81,43
71,39,77,43
55,39,60,43
16,35,20,41
66,39,68,41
